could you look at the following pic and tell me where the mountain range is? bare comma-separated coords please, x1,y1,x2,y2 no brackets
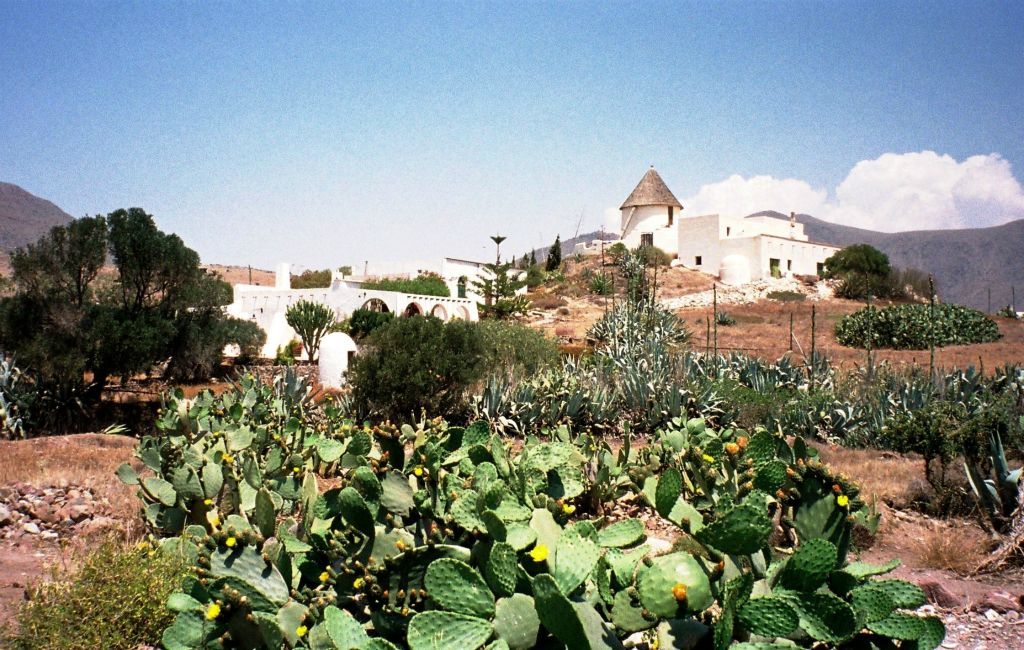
1,182,1019,310
0,182,74,253
758,211,1023,311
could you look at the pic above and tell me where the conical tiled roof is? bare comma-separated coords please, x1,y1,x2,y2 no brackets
620,167,683,210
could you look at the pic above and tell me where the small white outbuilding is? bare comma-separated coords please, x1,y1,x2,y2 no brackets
318,332,358,389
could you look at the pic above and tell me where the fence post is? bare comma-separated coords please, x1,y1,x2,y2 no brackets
810,304,817,392
928,275,936,382
866,293,873,381
789,312,794,352
705,316,711,357
712,284,719,376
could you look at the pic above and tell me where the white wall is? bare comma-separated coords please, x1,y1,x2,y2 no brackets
621,205,679,255
676,214,723,272
758,237,840,279
745,216,809,241
228,281,479,359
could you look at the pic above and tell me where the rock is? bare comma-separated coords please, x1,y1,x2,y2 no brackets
983,609,1001,621
979,591,1021,613
21,522,40,535
0,504,13,527
921,580,966,609
39,530,59,541
74,515,117,537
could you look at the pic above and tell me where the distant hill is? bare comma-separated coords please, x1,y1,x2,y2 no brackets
0,182,74,253
525,230,619,264
749,211,1023,310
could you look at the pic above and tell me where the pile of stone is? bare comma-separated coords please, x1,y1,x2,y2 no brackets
659,276,833,310
0,482,119,545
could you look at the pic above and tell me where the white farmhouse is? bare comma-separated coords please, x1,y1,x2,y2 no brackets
578,167,842,285
226,262,481,362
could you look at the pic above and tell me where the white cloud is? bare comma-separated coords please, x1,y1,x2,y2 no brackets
683,174,828,220
680,152,1024,232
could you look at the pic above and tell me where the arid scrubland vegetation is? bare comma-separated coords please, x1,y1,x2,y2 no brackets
0,235,1022,649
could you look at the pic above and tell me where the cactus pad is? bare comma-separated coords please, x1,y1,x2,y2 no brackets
867,612,929,640
844,558,901,578
694,503,771,555
485,542,519,597
779,538,838,592
788,591,857,643
873,579,927,609
493,594,540,650
849,584,896,623
321,606,369,649
424,558,495,618
597,519,645,548
381,473,414,517
637,552,713,617
208,546,289,607
407,611,493,650
736,597,799,637
554,523,600,595
655,468,683,518
610,589,656,632
753,459,788,494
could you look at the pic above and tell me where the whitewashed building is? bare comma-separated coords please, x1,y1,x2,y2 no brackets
577,167,842,285
226,262,480,359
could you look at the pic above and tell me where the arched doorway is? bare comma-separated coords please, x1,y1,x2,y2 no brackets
454,305,470,320
402,302,424,317
430,304,448,320
457,276,468,299
361,298,390,313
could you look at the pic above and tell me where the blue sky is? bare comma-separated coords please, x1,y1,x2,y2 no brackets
2,1,1023,269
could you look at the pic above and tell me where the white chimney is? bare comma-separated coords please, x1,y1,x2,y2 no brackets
275,263,291,289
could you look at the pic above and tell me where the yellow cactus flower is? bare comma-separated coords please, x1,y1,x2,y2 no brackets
319,571,330,583
562,503,576,515
725,442,740,456
206,603,221,620
836,494,850,508
207,511,221,529
225,537,237,548
292,467,301,474
413,466,424,477
203,498,213,506
702,454,715,463
353,577,365,589
671,583,688,601
651,637,659,650
222,454,234,465
296,625,308,638
529,544,549,562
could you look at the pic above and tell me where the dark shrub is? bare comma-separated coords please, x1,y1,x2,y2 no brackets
348,316,486,423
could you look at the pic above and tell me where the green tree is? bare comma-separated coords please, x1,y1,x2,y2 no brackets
545,235,562,272
0,210,262,430
362,273,450,297
291,268,332,288
348,316,486,423
823,244,892,299
471,261,529,319
285,300,335,362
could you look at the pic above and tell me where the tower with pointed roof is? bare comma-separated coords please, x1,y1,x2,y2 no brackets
618,166,684,255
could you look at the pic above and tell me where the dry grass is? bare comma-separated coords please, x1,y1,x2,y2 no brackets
204,263,275,287
816,443,929,509
0,434,140,524
914,522,991,573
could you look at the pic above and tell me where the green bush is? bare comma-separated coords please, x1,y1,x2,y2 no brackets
347,308,395,339
476,320,559,378
2,540,189,650
824,244,892,299
835,303,1002,349
290,268,332,288
766,289,805,302
715,310,736,326
363,272,450,297
525,264,546,288
636,244,672,267
588,272,613,295
348,316,486,422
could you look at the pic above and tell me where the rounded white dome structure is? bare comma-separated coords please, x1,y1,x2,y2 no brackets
318,332,358,389
719,254,751,286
